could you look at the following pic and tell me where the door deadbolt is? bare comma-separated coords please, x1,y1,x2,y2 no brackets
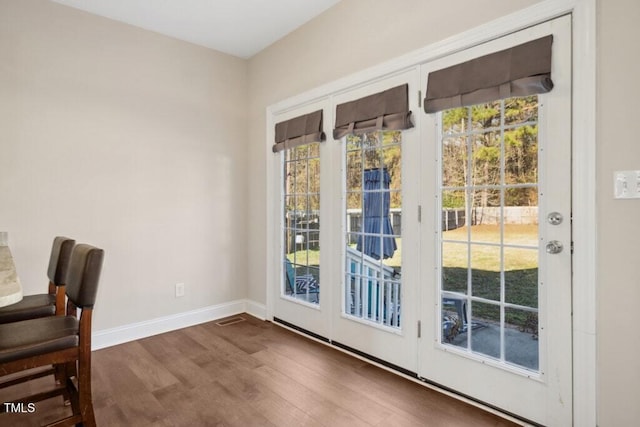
547,212,563,225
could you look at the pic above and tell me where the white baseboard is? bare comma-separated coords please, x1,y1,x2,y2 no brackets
245,299,267,320
92,299,266,350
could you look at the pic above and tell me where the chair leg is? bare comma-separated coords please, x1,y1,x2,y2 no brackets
77,312,96,427
59,361,76,406
53,362,70,407
77,362,95,427
65,375,80,417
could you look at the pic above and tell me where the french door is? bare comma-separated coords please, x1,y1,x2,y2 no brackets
272,71,420,370
270,14,572,425
418,16,572,426
271,99,332,339
330,70,420,371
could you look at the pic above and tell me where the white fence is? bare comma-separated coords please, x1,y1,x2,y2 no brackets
443,206,538,231
473,206,539,225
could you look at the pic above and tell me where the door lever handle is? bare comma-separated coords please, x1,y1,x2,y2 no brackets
546,240,563,254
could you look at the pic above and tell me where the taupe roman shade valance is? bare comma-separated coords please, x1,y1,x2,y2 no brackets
423,35,554,113
333,84,413,139
273,110,326,153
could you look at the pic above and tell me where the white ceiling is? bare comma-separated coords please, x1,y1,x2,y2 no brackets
51,0,341,59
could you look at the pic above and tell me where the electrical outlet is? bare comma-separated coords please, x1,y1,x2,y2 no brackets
175,283,185,297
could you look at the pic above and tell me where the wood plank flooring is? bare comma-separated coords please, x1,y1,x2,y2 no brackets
0,315,519,426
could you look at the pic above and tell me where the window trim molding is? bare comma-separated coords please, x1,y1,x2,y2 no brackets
265,1,596,424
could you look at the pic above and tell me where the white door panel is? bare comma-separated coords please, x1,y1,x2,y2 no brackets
419,15,572,426
272,99,332,339
331,69,420,371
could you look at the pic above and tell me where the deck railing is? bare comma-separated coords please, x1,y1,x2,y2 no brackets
345,246,401,328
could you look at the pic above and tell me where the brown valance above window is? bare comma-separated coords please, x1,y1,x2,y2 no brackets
333,84,413,139
424,35,554,113
273,110,326,153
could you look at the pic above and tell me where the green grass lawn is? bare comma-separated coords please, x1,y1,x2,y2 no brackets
286,250,320,267
287,238,403,270
286,224,538,326
443,224,539,325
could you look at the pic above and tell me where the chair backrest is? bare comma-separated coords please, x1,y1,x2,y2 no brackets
46,237,75,286
66,244,104,309
284,259,295,293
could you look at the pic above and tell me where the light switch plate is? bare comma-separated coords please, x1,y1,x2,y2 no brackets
614,170,640,199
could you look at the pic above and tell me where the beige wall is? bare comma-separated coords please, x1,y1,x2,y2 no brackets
0,0,249,330
596,0,640,425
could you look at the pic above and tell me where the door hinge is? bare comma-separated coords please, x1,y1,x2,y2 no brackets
418,205,422,223
571,241,574,254
417,320,422,338
418,90,422,108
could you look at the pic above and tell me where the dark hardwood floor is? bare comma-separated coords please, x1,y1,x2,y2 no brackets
0,315,519,426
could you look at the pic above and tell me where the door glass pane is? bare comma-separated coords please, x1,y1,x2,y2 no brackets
505,307,539,371
344,131,402,329
505,127,538,186
442,137,467,187
472,132,501,186
470,301,501,360
442,242,467,294
442,295,467,348
442,190,466,235
504,247,538,307
442,107,469,135
470,189,501,244
439,96,540,373
309,158,320,194
505,96,538,125
471,101,501,130
282,141,320,305
470,245,501,302
504,188,538,246
294,144,308,159
346,151,362,192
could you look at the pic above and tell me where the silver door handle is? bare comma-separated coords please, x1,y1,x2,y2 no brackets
546,240,564,254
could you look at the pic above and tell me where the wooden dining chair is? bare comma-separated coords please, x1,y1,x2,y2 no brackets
0,236,75,324
0,243,104,427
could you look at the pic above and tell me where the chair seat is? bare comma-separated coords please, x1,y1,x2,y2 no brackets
0,294,55,324
0,316,79,364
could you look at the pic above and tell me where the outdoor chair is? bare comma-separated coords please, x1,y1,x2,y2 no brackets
0,243,104,427
442,296,467,331
441,295,484,341
0,236,75,324
285,259,319,303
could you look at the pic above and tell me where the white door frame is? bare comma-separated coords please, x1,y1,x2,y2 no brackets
264,1,596,424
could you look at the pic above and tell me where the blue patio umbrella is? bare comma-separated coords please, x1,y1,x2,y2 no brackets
357,168,397,260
